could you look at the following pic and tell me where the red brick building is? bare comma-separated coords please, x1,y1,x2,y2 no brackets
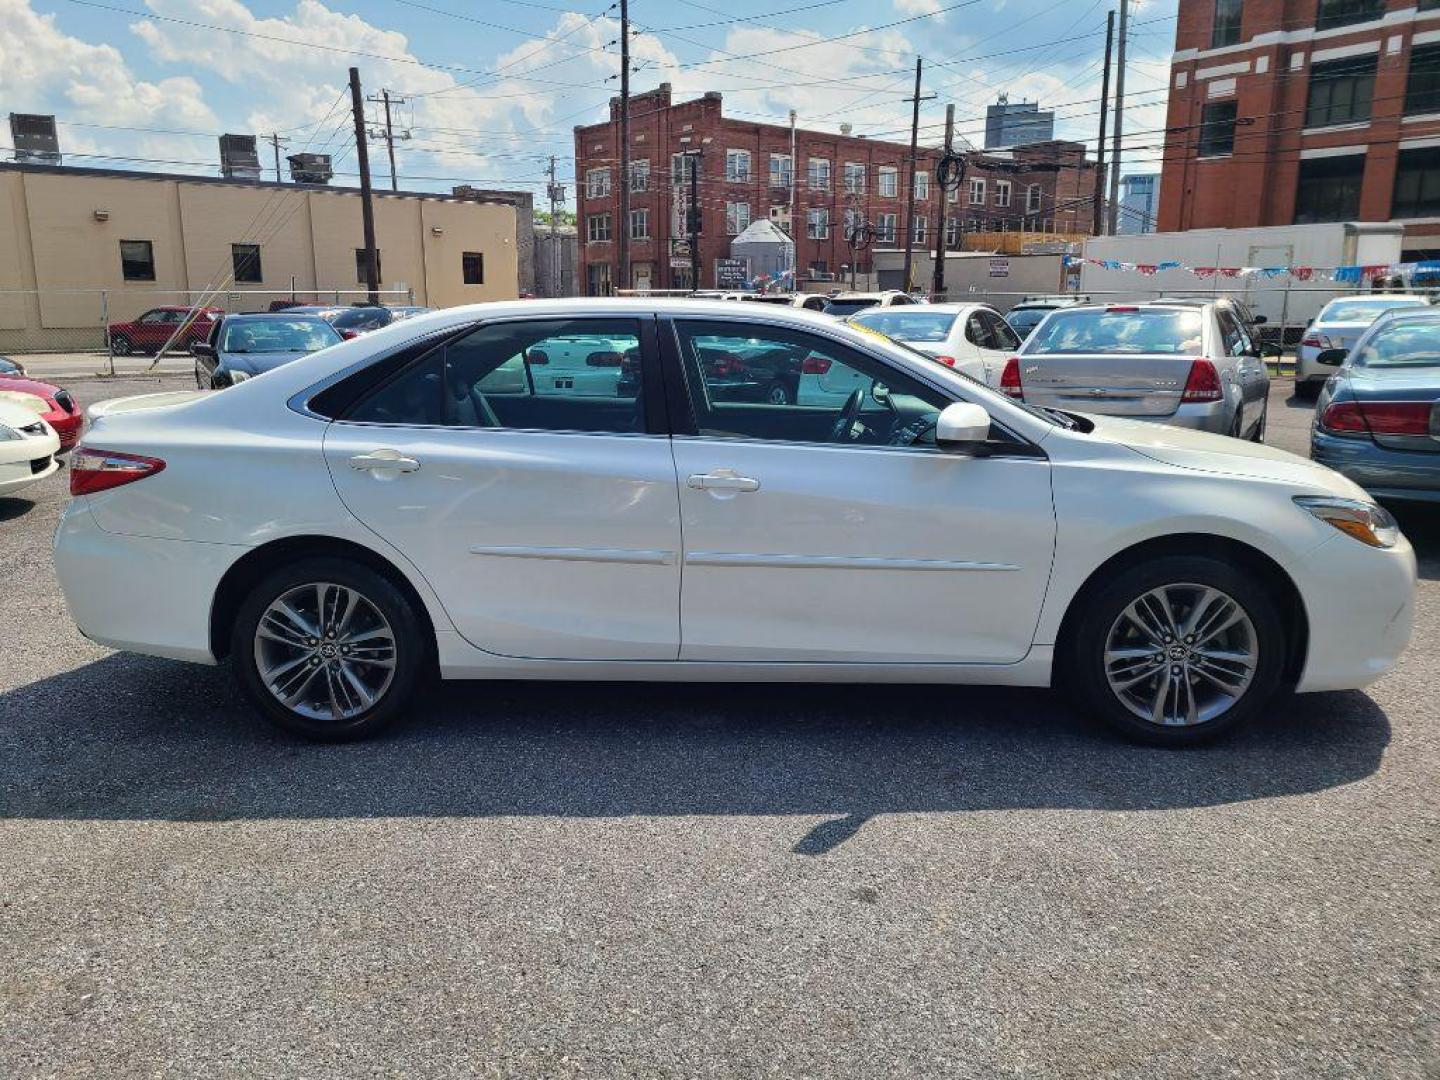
1161,0,1440,257
573,85,1098,294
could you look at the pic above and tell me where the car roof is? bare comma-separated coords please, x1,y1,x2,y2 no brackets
856,302,985,314
223,311,334,321
1320,294,1432,310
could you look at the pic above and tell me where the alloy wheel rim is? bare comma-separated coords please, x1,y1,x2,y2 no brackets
253,582,397,721
1104,582,1258,727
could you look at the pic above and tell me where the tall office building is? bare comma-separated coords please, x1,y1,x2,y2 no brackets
984,95,1056,150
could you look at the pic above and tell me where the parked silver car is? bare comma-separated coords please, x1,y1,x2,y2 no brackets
1296,294,1431,397
1009,301,1273,439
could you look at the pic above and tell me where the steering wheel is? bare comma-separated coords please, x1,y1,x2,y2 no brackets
829,388,865,443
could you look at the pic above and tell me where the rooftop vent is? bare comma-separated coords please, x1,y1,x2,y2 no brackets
10,114,60,165
219,134,262,180
287,152,333,184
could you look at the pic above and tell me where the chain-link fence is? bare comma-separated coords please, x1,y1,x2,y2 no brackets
0,288,417,365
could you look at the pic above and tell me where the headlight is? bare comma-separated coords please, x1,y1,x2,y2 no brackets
0,423,18,442
1295,496,1400,548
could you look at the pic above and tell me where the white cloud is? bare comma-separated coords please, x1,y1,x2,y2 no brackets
893,0,945,20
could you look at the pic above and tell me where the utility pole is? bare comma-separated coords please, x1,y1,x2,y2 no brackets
901,58,936,293
546,155,564,297
1107,0,1129,235
1094,10,1114,236
349,67,380,305
617,0,631,293
688,150,701,289
788,109,797,287
263,133,290,183
931,104,955,302
366,89,410,192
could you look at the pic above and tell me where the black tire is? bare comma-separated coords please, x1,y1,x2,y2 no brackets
1250,404,1267,443
1294,378,1320,401
110,333,133,357
1063,555,1287,747
765,380,794,405
1227,408,1243,439
231,557,428,741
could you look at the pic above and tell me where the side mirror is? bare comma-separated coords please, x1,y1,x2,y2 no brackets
1252,315,1268,325
1317,349,1347,367
935,401,992,452
1261,342,1282,358
190,341,215,358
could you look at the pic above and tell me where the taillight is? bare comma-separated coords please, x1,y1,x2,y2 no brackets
586,352,624,367
1180,359,1223,403
801,354,832,375
931,355,957,367
1321,399,1432,437
1000,356,1023,399
338,328,360,340
69,447,166,496
525,349,549,365
1301,333,1332,350
1106,306,1140,313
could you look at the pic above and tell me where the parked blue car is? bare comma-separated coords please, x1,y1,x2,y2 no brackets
1311,309,1440,504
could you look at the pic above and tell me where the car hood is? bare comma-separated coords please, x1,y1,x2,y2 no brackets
220,350,316,373
0,374,60,399
1078,413,1367,496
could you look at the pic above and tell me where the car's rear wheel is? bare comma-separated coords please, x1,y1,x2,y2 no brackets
1295,378,1320,401
765,381,794,405
1250,404,1268,442
110,333,133,356
232,557,427,741
1064,555,1286,746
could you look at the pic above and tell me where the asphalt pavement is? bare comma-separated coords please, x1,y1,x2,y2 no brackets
1,374,1436,1079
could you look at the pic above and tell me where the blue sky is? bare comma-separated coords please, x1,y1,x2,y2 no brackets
1,0,1180,208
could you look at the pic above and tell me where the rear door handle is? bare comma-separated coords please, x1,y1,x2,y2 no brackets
687,470,760,493
349,449,421,473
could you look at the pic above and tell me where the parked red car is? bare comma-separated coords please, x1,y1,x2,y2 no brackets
107,307,223,356
0,374,81,451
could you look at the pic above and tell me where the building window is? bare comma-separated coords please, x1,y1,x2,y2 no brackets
1305,55,1377,128
911,216,928,244
628,159,650,192
914,170,929,200
587,213,612,243
1026,184,1042,214
806,207,829,239
968,177,986,205
945,217,961,249
672,153,697,188
809,260,829,277
769,153,792,187
845,162,868,195
725,201,751,236
1293,154,1365,223
874,213,897,243
808,157,831,191
585,167,611,199
842,207,863,238
231,243,261,284
1197,100,1238,156
946,185,958,203
629,208,650,240
354,248,382,283
967,218,984,232
1212,0,1243,48
725,149,752,182
119,239,155,282
994,180,1012,208
1315,0,1384,32
1405,44,1440,116
462,251,485,284
1393,147,1440,217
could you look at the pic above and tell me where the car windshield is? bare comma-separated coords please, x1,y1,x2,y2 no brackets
823,299,881,317
1322,299,1428,324
221,319,340,353
1355,321,1440,368
331,308,390,330
1024,308,1205,356
850,311,958,342
1006,308,1051,330
0,357,21,375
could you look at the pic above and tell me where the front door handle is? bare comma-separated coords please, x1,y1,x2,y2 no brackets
687,470,760,493
349,449,421,473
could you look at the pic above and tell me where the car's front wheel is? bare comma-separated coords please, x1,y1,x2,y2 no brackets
1065,555,1286,745
232,557,427,740
110,333,133,356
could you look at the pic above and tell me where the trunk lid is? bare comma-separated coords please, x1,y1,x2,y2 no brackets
1016,353,1195,416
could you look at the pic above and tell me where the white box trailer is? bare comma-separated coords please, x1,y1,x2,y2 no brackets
1078,223,1406,341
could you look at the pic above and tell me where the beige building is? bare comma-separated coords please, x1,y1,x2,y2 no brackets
0,163,524,351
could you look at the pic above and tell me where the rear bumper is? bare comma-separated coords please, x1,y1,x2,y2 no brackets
1295,347,1331,384
53,500,239,665
1310,428,1440,501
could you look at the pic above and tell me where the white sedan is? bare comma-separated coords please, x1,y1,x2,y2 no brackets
848,303,1022,387
0,398,60,498
54,299,1415,746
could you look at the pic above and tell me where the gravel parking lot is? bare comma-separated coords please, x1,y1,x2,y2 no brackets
1,373,1436,1078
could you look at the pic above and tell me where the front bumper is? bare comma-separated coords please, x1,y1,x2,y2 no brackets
53,500,242,664
1293,529,1416,692
1311,427,1440,503
0,440,60,496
